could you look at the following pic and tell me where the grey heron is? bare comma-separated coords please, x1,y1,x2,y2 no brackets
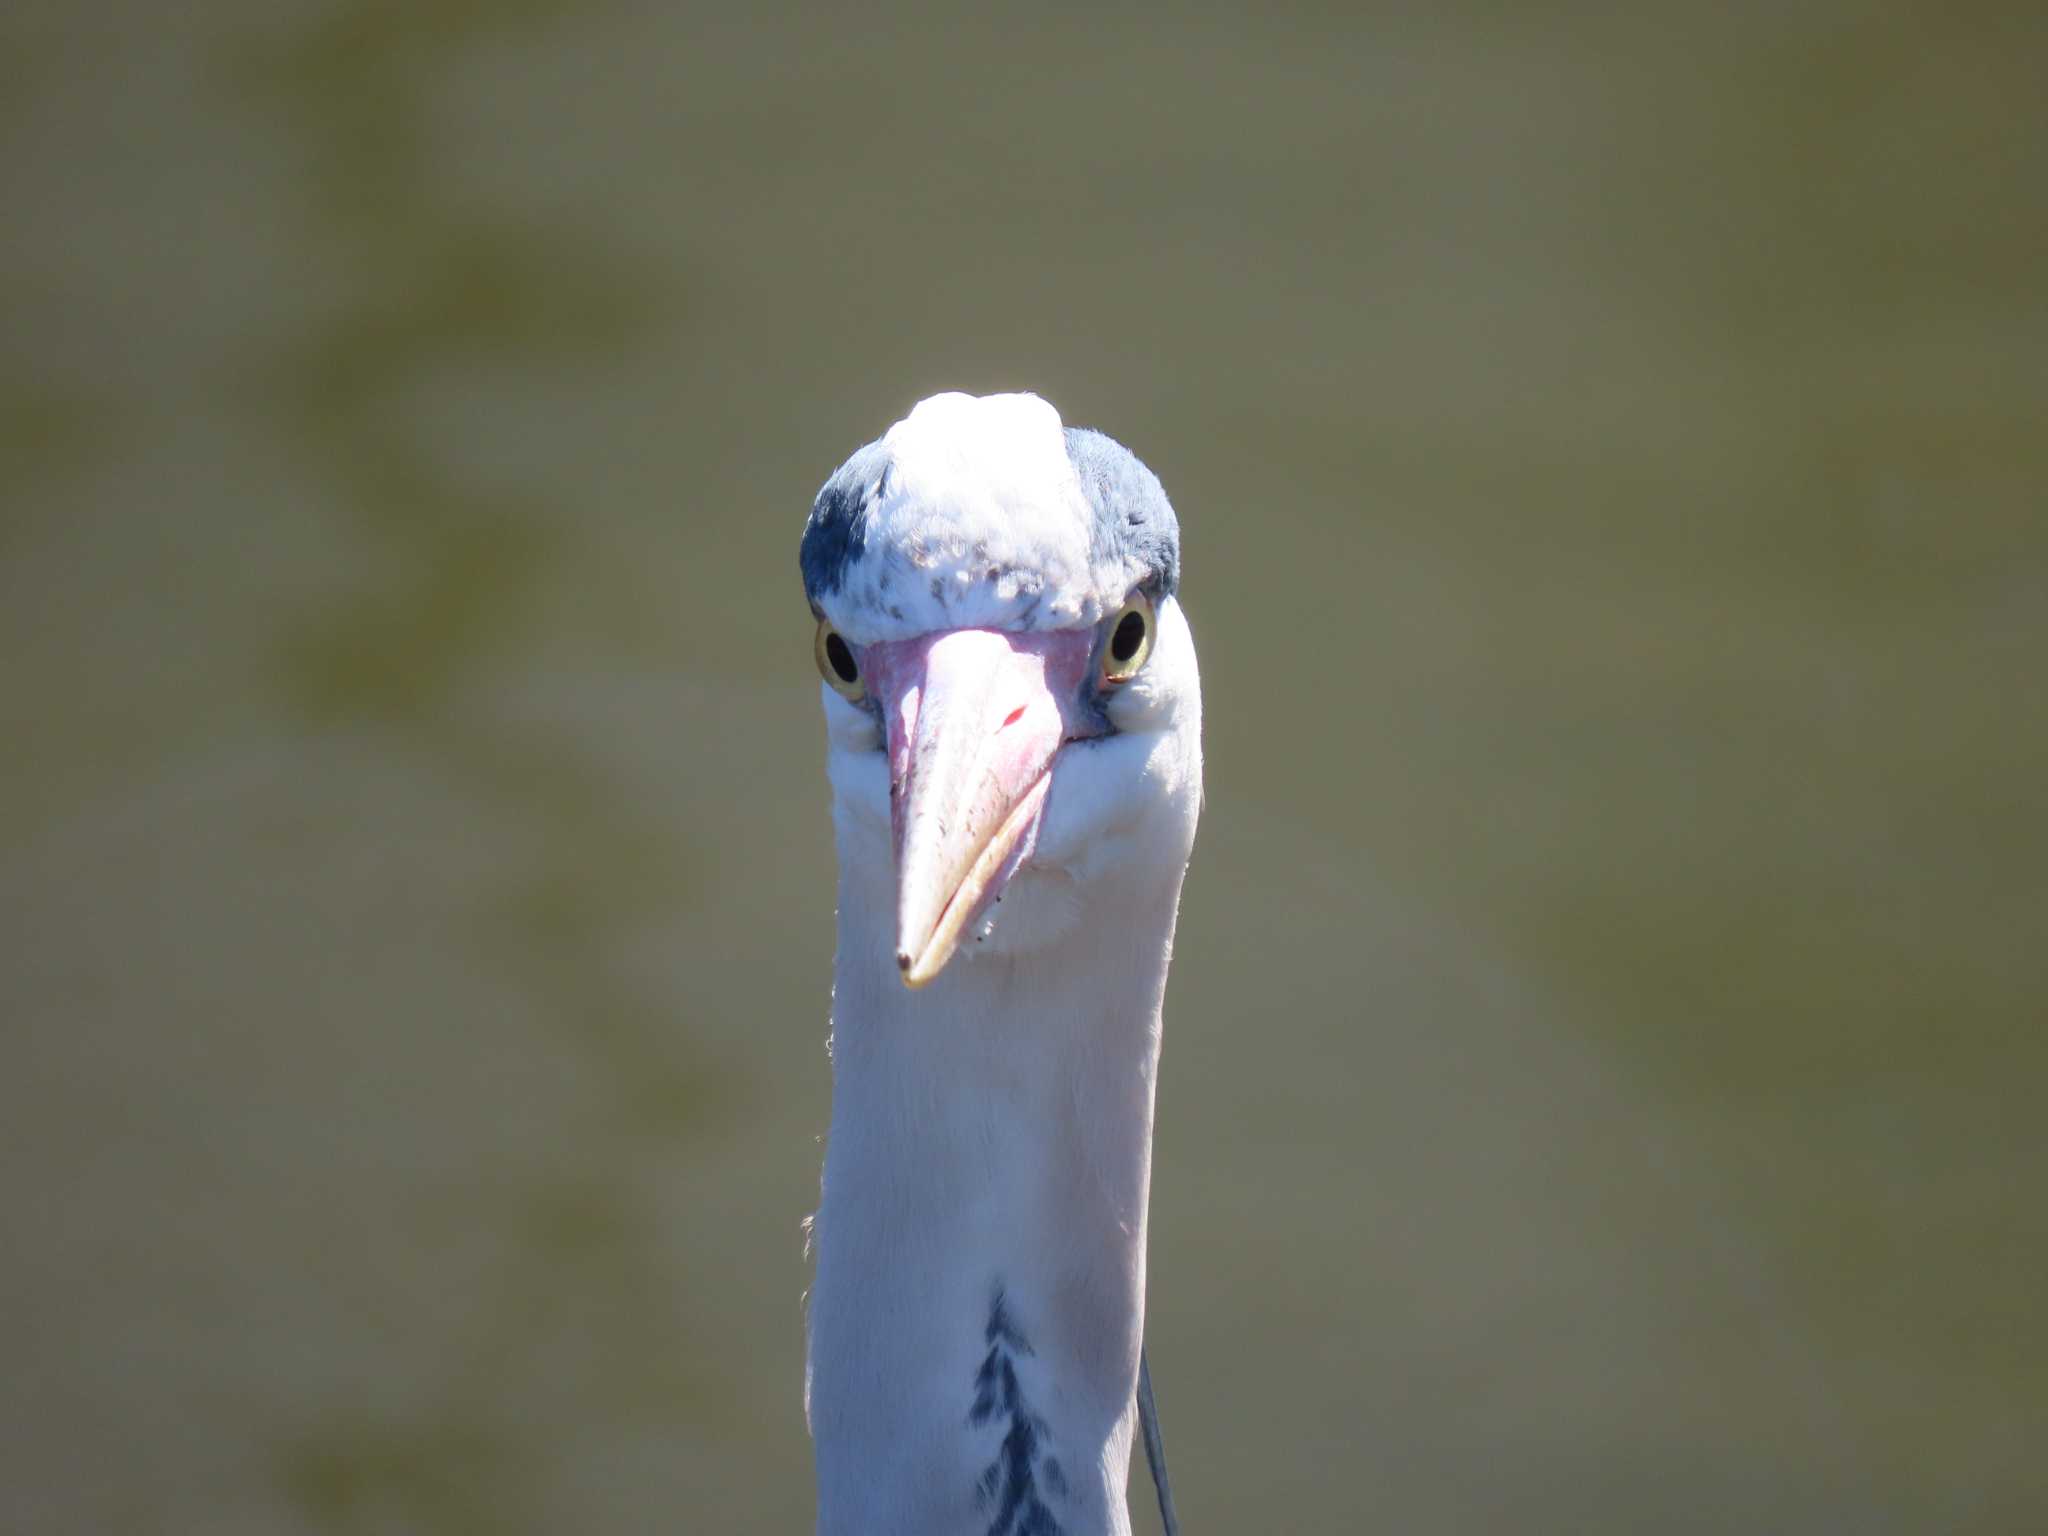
800,393,1203,1535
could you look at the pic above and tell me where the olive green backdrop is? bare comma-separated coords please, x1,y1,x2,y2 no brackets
3,2,2042,1531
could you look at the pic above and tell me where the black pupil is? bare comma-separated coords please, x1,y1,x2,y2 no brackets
1110,608,1146,664
825,631,858,684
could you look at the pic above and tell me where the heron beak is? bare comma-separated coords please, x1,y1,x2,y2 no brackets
866,626,1096,989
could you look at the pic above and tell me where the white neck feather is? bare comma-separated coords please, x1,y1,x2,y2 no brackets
808,820,1190,1535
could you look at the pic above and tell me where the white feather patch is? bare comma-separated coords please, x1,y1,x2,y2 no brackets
822,392,1135,644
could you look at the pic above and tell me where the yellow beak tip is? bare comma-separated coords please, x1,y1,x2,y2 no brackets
896,945,950,990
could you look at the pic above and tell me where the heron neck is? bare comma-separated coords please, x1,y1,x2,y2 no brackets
808,869,1184,1536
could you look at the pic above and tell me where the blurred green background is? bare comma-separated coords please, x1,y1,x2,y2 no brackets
3,2,2043,1531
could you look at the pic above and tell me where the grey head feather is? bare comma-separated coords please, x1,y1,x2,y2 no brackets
1063,426,1180,599
799,439,889,606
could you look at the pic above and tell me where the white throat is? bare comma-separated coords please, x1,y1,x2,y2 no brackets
807,714,1199,1535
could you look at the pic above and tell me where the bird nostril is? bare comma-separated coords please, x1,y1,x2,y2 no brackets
999,706,1026,731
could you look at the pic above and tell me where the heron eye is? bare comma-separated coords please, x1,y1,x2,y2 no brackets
814,619,865,702
1100,592,1155,684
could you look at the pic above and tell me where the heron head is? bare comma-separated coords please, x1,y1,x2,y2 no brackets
801,392,1201,989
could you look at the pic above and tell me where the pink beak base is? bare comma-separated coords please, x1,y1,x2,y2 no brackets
862,626,1099,988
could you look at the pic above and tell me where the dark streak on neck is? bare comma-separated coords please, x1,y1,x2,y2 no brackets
969,1287,1066,1536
